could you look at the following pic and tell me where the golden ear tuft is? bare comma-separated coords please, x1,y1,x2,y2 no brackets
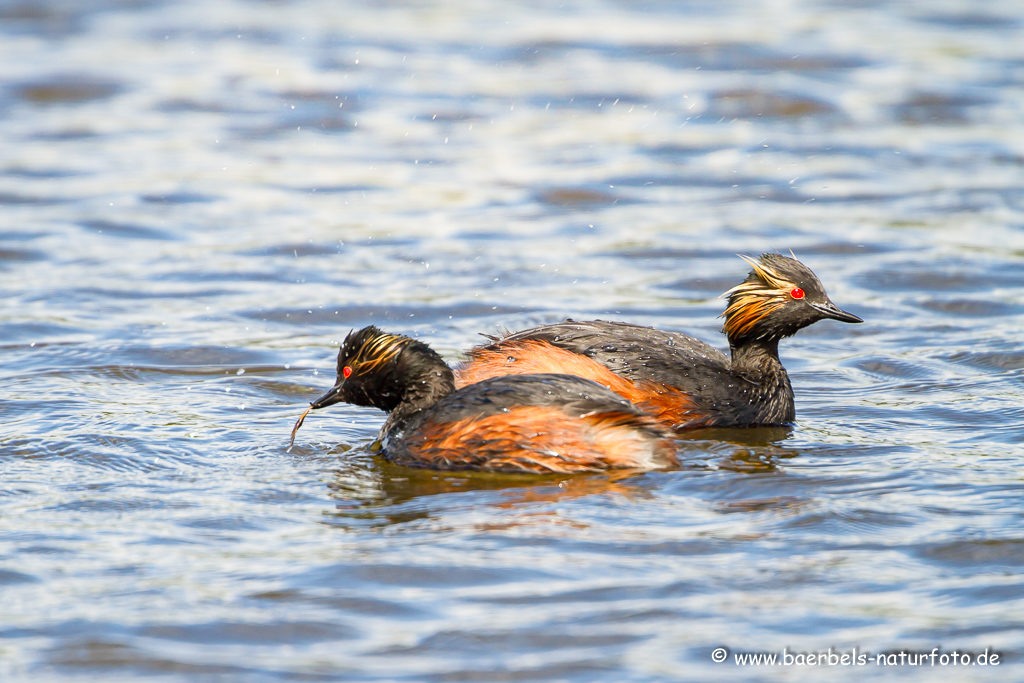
354,332,408,372
720,255,797,337
736,254,794,291
721,290,786,337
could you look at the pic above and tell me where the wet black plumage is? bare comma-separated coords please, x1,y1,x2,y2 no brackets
458,253,862,429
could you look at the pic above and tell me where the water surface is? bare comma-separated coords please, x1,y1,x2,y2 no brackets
2,0,1023,681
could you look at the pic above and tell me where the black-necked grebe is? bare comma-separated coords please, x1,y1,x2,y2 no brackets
290,326,677,473
455,254,862,430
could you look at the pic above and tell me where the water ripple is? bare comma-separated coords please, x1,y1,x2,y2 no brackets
1,0,1022,680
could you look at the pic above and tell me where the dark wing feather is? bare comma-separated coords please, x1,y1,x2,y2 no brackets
496,320,733,388
385,373,675,472
413,372,652,424
490,320,772,426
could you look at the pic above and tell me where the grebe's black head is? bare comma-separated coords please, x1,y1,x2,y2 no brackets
721,253,862,344
309,326,455,413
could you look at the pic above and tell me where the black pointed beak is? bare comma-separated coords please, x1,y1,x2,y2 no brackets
810,300,863,324
310,382,345,409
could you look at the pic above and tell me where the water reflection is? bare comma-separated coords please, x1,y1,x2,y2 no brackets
679,425,798,472
326,452,651,515
321,424,798,525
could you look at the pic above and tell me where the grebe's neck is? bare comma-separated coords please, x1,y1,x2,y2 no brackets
379,350,455,437
728,336,782,376
728,336,795,424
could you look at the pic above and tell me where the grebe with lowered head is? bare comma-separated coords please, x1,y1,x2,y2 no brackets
289,326,678,474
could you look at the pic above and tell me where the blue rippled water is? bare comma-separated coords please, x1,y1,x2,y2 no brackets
1,0,1023,681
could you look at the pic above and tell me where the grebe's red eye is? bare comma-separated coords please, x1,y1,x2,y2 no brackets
342,366,352,378
790,288,805,300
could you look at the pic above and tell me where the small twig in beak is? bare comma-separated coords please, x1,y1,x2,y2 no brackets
287,406,312,451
